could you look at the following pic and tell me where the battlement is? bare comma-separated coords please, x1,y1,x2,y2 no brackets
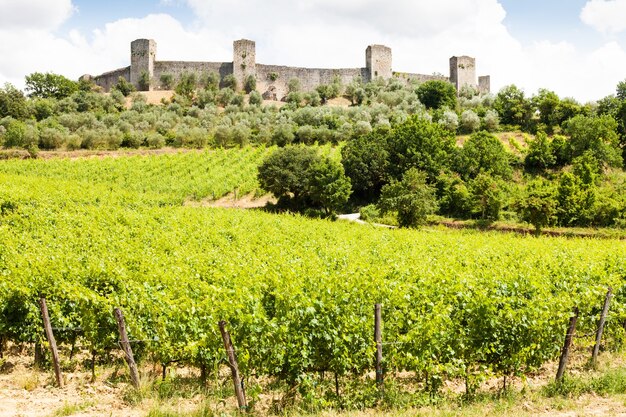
87,39,490,99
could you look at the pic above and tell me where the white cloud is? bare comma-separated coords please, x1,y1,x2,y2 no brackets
581,0,626,33
0,0,625,102
0,0,75,30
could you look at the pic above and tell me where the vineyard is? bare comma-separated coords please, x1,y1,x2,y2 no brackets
2,149,626,412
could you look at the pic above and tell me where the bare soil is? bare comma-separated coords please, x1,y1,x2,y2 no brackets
36,147,202,160
2,350,626,417
185,192,275,209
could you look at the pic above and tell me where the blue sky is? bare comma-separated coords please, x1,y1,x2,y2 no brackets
2,0,626,102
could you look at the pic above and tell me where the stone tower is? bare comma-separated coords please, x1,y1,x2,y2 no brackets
130,39,156,91
478,75,491,94
450,56,477,92
366,45,392,82
233,39,256,92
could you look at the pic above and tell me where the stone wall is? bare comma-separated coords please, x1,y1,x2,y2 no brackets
256,64,368,100
153,61,233,89
394,72,449,85
93,66,130,92
88,38,491,97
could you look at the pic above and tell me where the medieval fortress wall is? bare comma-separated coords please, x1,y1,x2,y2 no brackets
88,39,491,100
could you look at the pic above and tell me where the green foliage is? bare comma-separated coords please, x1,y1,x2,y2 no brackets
494,85,532,128
138,71,151,91
378,167,438,227
175,73,197,100
288,78,301,93
25,72,78,100
556,172,596,226
564,114,622,168
341,127,390,202
455,131,512,181
483,109,500,132
244,75,257,94
416,80,457,110
257,146,350,213
159,73,174,90
222,74,237,91
258,146,319,204
525,132,556,171
200,72,220,91
309,158,352,214
248,90,262,106
468,173,504,220
516,179,557,235
460,109,481,133
438,108,459,132
0,83,30,120
436,172,471,218
2,148,626,404
533,89,560,132
113,77,135,97
386,115,456,181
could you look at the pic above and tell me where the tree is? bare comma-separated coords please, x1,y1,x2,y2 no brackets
138,71,151,91
468,173,504,221
377,168,438,228
516,179,557,236
201,72,220,91
222,74,237,91
563,114,621,167
113,76,135,97
436,172,472,218
25,72,78,100
0,83,29,119
533,89,560,132
525,131,556,171
257,146,351,214
341,128,390,202
483,109,500,132
416,80,457,110
460,110,481,133
494,85,532,128
244,75,257,94
438,109,459,132
249,90,262,106
288,78,301,93
175,73,197,100
160,73,174,89
386,115,456,181
556,172,596,226
455,131,512,180
309,159,352,215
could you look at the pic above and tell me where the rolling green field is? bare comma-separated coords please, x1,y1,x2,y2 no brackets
2,148,626,410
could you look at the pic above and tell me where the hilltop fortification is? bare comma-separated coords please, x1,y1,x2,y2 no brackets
85,39,490,100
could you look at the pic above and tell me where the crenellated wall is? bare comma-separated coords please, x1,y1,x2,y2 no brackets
153,61,233,88
87,39,491,100
256,64,368,100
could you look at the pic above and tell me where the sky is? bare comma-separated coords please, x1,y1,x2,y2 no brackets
1,0,626,102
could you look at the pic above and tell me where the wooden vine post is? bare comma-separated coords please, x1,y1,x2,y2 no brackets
114,308,140,389
219,320,247,411
39,298,63,388
556,307,579,382
374,304,383,391
591,287,612,368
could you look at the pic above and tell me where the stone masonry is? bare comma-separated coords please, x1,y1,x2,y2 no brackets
87,39,491,100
